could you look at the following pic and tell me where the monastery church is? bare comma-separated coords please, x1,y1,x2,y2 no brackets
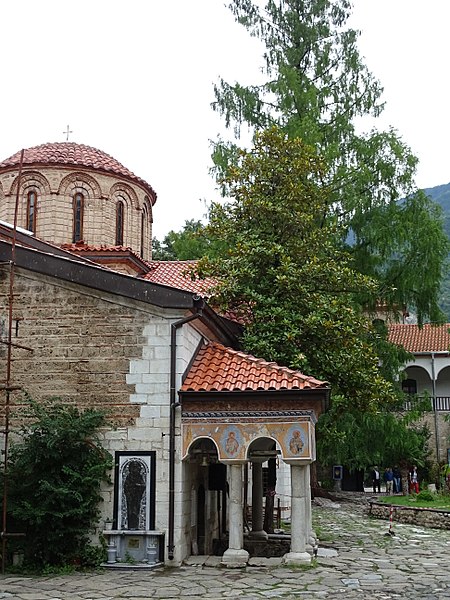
0,142,331,567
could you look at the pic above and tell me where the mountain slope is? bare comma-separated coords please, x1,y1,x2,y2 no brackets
424,182,450,317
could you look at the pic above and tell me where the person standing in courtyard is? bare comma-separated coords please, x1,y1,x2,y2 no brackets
384,467,394,495
409,465,419,494
371,466,381,493
393,466,401,493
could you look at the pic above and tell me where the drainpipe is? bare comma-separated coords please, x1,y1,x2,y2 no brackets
168,295,204,560
431,353,440,463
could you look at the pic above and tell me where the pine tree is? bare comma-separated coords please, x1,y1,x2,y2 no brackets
212,0,449,323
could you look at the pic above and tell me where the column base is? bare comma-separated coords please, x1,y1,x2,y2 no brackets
248,530,268,540
221,548,249,568
282,551,311,566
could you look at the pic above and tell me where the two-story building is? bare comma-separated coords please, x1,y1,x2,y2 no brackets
389,323,450,464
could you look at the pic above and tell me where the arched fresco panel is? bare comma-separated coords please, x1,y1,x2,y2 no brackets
182,413,315,463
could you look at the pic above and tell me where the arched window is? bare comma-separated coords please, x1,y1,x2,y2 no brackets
141,202,150,260
140,210,145,258
116,200,125,246
72,192,84,243
26,190,37,233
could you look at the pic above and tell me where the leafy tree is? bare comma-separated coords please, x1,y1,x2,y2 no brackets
317,409,429,474
152,219,225,261
3,397,112,569
199,128,406,412
212,0,449,323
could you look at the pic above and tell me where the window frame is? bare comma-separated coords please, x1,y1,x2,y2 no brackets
72,191,84,243
115,199,125,246
26,190,37,233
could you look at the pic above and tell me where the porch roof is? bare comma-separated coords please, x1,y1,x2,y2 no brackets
388,323,450,353
181,341,329,392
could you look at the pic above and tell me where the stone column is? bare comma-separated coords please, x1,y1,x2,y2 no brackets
283,463,311,565
222,463,249,567
303,464,317,552
249,461,268,539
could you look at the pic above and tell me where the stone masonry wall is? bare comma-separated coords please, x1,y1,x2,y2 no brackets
0,265,204,564
369,501,450,530
421,412,450,464
0,166,153,260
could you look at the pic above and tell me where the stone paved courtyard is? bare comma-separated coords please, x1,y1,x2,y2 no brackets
1,494,449,599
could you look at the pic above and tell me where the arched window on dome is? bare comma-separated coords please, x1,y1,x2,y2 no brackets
72,192,84,243
140,202,150,259
26,190,37,233
116,200,125,246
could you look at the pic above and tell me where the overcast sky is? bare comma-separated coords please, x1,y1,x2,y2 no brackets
1,1,449,239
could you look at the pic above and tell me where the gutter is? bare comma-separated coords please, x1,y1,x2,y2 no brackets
168,295,204,560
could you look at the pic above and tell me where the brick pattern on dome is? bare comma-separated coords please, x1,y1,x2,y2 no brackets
0,143,156,201
181,341,329,392
388,323,450,353
61,243,135,254
144,260,215,295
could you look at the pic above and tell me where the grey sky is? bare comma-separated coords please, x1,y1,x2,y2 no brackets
0,1,448,239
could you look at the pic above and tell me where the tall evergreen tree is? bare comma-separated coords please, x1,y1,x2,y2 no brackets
212,0,449,323
199,128,407,412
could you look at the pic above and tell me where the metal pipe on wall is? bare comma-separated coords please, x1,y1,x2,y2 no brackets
168,296,204,560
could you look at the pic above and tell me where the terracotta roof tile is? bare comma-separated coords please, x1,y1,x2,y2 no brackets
144,260,215,295
388,323,450,353
0,142,156,201
181,341,329,392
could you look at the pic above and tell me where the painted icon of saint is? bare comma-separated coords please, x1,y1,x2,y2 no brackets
289,429,304,455
225,430,239,455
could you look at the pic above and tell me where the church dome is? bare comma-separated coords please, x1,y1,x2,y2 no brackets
0,141,155,261
0,142,156,203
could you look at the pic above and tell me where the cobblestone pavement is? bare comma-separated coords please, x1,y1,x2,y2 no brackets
1,495,450,599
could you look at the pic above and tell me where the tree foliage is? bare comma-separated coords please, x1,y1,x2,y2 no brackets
152,219,225,261
199,128,408,411
317,409,430,472
3,398,112,569
212,0,449,323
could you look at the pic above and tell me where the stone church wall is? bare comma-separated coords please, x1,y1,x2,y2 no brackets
0,266,204,563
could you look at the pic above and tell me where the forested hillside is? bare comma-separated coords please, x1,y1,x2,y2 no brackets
425,182,450,318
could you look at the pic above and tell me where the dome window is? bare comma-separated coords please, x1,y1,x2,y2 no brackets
72,192,84,243
116,200,125,246
26,190,37,233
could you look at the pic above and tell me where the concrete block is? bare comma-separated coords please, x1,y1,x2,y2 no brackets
130,360,150,374
129,394,148,404
139,405,161,419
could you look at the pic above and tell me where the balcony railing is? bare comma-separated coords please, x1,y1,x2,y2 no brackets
403,396,450,412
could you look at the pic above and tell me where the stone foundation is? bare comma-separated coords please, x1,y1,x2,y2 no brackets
369,501,450,530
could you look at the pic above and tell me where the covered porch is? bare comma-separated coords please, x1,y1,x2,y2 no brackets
178,341,330,567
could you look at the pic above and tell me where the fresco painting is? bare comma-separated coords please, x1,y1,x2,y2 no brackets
182,420,313,462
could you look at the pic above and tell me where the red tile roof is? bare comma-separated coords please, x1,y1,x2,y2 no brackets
144,260,215,295
181,341,329,392
388,323,450,353
0,143,156,202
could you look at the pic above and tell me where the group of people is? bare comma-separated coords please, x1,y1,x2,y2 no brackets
370,465,402,494
370,465,420,494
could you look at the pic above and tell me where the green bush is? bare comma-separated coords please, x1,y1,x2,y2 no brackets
416,489,434,502
3,397,112,570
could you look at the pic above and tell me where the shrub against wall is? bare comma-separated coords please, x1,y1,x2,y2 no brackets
2,397,112,569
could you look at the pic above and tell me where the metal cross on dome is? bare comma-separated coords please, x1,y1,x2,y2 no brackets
63,125,73,141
